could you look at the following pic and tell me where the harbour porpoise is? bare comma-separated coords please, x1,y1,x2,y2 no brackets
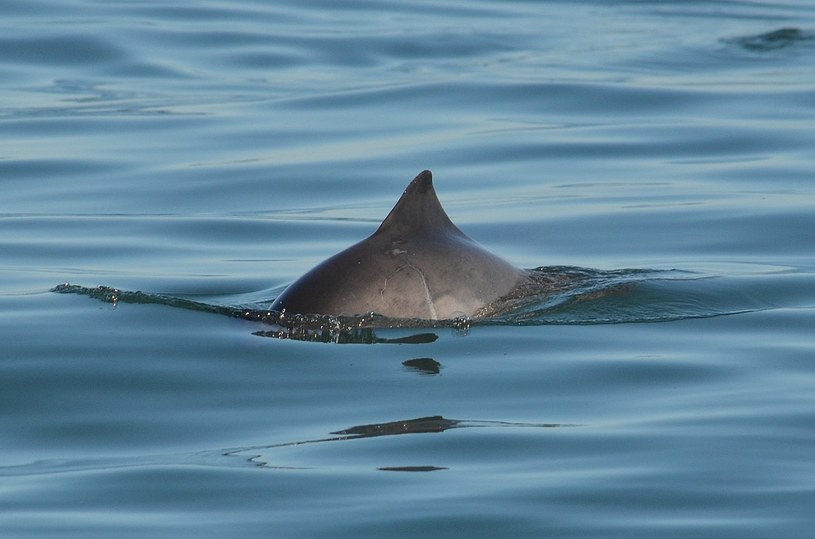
271,170,530,321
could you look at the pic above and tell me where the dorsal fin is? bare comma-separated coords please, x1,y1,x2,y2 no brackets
375,170,467,238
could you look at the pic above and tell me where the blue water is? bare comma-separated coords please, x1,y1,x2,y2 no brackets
3,0,815,536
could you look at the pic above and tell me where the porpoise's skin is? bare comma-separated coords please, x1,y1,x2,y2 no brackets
271,170,529,320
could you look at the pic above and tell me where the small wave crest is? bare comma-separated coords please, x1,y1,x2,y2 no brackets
495,266,760,325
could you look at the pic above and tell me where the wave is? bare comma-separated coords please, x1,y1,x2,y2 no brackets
51,265,781,343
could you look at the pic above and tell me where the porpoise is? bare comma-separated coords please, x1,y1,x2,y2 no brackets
271,170,530,320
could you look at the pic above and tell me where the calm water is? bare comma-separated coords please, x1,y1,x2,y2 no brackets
2,0,815,536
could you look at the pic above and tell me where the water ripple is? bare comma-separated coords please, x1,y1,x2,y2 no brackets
51,264,800,343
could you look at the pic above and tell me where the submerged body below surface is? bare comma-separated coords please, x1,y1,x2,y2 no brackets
270,170,530,320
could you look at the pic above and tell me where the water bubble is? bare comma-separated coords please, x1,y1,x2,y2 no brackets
450,312,471,331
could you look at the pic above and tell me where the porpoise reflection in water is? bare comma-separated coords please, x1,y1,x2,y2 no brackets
271,170,531,321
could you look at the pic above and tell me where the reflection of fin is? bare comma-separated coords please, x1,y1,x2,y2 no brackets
402,357,442,375
332,415,458,437
377,333,439,344
378,466,448,472
225,415,580,471
330,415,579,439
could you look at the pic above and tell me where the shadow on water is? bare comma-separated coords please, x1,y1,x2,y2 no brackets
52,265,781,343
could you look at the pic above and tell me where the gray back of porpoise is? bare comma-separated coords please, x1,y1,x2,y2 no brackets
270,170,529,320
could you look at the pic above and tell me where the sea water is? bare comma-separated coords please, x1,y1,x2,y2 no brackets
2,1,815,537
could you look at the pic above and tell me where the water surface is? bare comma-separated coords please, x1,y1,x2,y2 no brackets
2,0,815,537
